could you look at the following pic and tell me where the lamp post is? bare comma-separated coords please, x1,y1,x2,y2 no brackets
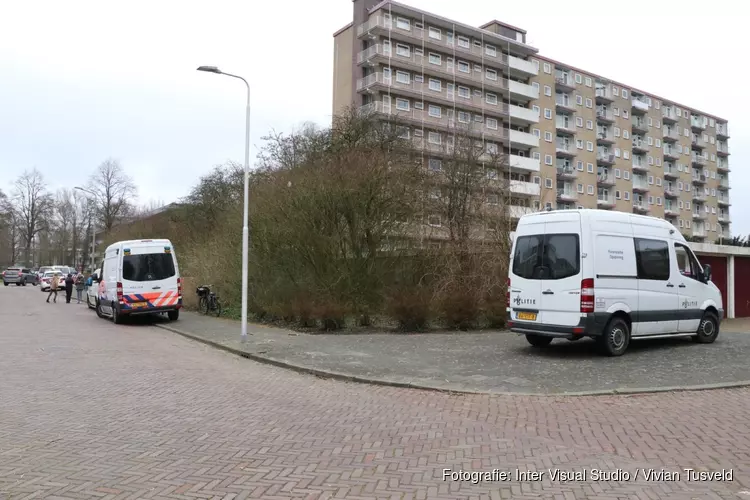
74,186,97,273
197,65,251,342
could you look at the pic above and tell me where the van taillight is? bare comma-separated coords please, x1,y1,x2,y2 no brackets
506,278,511,307
580,278,595,313
177,277,182,297
116,282,123,303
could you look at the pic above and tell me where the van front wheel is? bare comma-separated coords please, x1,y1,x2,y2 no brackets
526,334,553,347
693,312,719,343
597,317,630,356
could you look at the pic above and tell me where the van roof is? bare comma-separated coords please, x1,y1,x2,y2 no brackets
106,239,173,251
518,209,684,239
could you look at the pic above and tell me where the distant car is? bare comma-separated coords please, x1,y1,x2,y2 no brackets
2,267,22,286
40,271,65,292
86,268,102,309
18,268,39,286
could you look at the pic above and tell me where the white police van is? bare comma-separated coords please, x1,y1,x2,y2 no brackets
507,209,723,356
92,239,182,324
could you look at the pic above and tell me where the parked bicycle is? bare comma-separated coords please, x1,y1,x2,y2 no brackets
196,284,222,317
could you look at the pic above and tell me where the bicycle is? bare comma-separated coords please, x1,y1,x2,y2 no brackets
196,284,222,317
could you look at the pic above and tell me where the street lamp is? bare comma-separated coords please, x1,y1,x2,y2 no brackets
197,65,252,342
74,186,97,273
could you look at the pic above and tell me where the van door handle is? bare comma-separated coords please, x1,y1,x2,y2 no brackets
679,283,686,288
666,283,674,288
542,289,554,295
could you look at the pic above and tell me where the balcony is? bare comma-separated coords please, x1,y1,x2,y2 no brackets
716,143,730,157
691,172,707,185
596,151,615,165
509,180,541,197
718,212,731,223
554,73,576,92
356,15,517,69
663,165,679,179
596,108,615,123
596,131,615,145
692,191,706,202
632,179,650,193
691,136,706,148
631,160,649,173
509,205,535,219
555,142,576,158
595,85,614,103
631,97,650,114
663,187,679,198
555,95,576,113
597,194,616,209
662,128,680,142
692,210,707,221
663,147,680,161
597,171,616,187
509,80,539,101
717,195,731,207
556,165,577,180
631,119,649,134
662,108,678,123
509,104,540,124
632,200,650,214
692,225,706,238
718,178,730,190
507,55,538,77
557,188,578,202
356,45,509,93
555,118,576,135
716,123,730,139
508,154,541,173
664,205,679,217
631,140,649,155
510,129,539,148
691,154,707,167
690,117,706,131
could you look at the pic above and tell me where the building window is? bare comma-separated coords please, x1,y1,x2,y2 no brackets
428,27,441,39
486,93,498,105
396,44,410,57
622,89,629,99
458,111,470,123
577,183,584,193
576,95,583,105
458,61,470,73
429,53,441,65
396,17,410,30
576,117,583,127
586,141,594,151
576,161,584,171
428,158,442,171
544,108,552,119
486,69,497,81
414,101,423,110
427,215,441,227
544,131,552,142
587,185,595,195
543,62,551,73
544,85,552,96
615,169,621,178
533,128,541,137
545,154,553,165
458,86,470,98
485,45,496,56
396,98,409,110
428,132,441,144
458,36,470,48
575,73,582,84
396,71,410,84
429,79,441,91
585,98,593,108
586,120,593,130
545,178,553,188
486,117,498,129
576,139,584,149
428,105,441,117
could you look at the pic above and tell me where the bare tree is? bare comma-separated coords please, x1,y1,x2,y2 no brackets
0,189,20,266
51,189,76,264
12,169,53,265
87,158,138,233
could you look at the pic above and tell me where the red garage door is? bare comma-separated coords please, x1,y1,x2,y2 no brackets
734,257,750,318
697,254,727,318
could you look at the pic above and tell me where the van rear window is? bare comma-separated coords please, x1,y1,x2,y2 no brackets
123,253,175,282
512,234,580,280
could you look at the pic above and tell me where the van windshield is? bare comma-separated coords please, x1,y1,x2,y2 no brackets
512,233,580,280
122,253,176,282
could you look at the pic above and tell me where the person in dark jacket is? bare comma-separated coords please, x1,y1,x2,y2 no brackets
64,274,74,303
74,274,85,304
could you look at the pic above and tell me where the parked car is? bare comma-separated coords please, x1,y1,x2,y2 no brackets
2,267,22,286
507,209,723,356
18,268,39,286
40,271,65,292
86,268,101,309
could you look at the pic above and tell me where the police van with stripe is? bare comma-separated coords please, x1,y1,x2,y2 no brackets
507,209,723,356
92,239,183,324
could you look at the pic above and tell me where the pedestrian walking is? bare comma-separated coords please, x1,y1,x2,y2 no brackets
64,273,74,304
46,274,60,303
75,274,85,304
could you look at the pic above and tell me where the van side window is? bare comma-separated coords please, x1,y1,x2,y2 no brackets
674,243,701,281
512,234,580,280
634,238,670,281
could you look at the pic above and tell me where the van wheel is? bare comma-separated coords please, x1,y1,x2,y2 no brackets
112,303,123,324
597,317,630,356
693,312,719,344
167,310,179,321
96,300,106,319
526,334,553,347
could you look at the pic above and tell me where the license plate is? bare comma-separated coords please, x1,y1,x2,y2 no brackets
517,311,537,321
131,302,147,308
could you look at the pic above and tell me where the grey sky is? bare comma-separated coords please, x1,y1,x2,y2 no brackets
1,0,745,233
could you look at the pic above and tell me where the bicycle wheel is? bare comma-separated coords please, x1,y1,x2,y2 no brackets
198,296,207,312
213,300,222,317
203,296,212,315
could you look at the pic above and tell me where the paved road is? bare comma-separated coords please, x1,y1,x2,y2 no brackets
1,285,749,500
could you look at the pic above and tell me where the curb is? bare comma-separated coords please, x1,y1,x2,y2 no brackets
154,323,750,398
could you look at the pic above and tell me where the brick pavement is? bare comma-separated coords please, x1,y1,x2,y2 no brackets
1,286,749,499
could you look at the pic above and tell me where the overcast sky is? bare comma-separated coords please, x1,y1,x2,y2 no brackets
1,0,745,233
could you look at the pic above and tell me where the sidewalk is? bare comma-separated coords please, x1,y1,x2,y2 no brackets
154,311,750,396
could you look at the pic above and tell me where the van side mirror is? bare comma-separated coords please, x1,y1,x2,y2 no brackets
702,264,712,283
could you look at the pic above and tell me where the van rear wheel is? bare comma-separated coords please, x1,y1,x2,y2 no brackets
693,312,719,344
526,334,553,347
597,317,630,356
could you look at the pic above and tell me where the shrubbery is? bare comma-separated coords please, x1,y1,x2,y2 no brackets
107,109,514,332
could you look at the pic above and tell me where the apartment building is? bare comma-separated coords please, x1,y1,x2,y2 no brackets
333,0,731,241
